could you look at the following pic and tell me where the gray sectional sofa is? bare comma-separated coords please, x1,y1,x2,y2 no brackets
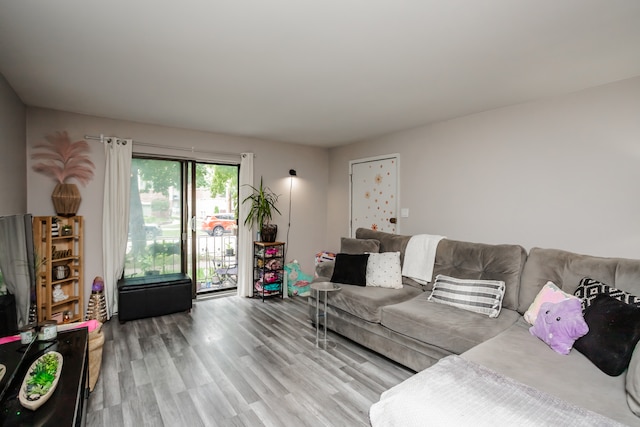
310,228,640,425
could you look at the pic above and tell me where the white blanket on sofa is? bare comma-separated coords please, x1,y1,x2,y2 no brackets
401,234,445,284
369,355,624,427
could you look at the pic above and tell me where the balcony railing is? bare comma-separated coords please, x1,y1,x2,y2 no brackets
124,233,237,293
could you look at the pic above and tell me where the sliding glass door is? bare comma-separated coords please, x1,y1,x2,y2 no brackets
125,158,182,278
124,157,238,295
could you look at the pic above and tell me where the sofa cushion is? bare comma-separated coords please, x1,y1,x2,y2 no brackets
428,274,505,318
431,239,526,311
626,343,640,416
330,253,369,286
366,252,402,289
518,247,640,315
574,293,640,376
381,293,519,355
340,237,380,254
355,228,411,264
321,283,421,323
463,320,636,426
575,277,640,312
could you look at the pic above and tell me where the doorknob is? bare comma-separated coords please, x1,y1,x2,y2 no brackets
389,217,397,224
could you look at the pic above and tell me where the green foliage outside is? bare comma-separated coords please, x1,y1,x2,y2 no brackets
126,158,238,277
135,159,180,196
151,198,170,214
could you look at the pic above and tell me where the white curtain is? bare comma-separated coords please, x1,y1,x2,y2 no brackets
237,153,254,297
0,214,35,328
102,137,132,318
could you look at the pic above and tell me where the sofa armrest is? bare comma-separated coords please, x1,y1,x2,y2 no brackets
315,260,335,281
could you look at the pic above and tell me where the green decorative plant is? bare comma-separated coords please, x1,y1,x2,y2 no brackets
242,177,281,241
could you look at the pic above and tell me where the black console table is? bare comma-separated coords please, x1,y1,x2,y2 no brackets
0,328,89,426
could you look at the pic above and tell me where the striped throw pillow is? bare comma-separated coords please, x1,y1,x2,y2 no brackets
428,275,506,318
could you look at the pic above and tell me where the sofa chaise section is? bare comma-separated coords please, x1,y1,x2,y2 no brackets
462,320,636,426
372,246,640,425
381,295,520,355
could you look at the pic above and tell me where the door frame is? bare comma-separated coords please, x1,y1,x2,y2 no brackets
349,153,400,237
189,161,240,296
128,155,239,297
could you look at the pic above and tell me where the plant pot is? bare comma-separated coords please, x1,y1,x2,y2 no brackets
51,183,81,217
261,224,278,242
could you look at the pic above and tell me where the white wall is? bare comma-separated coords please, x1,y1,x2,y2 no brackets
0,73,26,215
327,76,640,259
26,108,329,300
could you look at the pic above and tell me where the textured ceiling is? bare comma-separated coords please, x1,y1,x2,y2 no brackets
1,1,640,147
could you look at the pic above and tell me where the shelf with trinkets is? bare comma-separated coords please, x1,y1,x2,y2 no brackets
253,241,285,301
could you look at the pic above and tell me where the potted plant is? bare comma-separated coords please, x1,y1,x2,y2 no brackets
225,242,235,256
243,177,281,242
61,225,73,236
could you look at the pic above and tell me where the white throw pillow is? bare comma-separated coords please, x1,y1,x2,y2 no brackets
523,281,579,325
366,252,402,289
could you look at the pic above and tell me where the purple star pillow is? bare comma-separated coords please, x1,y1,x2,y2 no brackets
529,298,589,355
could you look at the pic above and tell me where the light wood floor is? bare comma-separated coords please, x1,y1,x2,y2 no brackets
86,295,414,427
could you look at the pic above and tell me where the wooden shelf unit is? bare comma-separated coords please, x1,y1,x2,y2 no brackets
32,216,84,323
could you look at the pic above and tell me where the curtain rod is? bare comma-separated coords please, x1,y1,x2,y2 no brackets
83,134,250,158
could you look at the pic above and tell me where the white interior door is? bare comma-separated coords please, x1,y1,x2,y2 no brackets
350,155,399,236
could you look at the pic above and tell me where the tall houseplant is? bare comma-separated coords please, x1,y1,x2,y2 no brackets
31,131,95,216
243,177,281,242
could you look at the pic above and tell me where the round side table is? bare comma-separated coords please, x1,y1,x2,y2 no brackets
311,282,342,349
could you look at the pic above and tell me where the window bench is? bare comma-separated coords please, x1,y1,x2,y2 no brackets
117,273,192,322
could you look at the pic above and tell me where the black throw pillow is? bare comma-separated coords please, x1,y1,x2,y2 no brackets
330,253,369,286
574,293,640,376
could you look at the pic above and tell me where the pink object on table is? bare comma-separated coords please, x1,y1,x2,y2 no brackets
0,319,101,345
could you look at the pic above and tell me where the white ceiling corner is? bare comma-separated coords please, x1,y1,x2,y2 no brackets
1,0,639,147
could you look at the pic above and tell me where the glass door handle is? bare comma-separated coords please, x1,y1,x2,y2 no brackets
190,216,197,232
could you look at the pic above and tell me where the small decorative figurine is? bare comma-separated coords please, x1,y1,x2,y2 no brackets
52,284,69,303
85,276,107,322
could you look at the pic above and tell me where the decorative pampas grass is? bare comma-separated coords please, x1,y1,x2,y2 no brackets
31,131,95,186
31,131,96,216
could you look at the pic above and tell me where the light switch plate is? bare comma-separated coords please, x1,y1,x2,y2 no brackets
401,208,409,218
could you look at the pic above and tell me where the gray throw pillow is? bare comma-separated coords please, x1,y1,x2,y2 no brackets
340,237,380,254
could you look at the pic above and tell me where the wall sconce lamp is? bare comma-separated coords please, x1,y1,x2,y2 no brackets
289,169,297,177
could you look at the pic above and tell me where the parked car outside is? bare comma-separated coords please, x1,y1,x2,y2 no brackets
201,214,236,236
